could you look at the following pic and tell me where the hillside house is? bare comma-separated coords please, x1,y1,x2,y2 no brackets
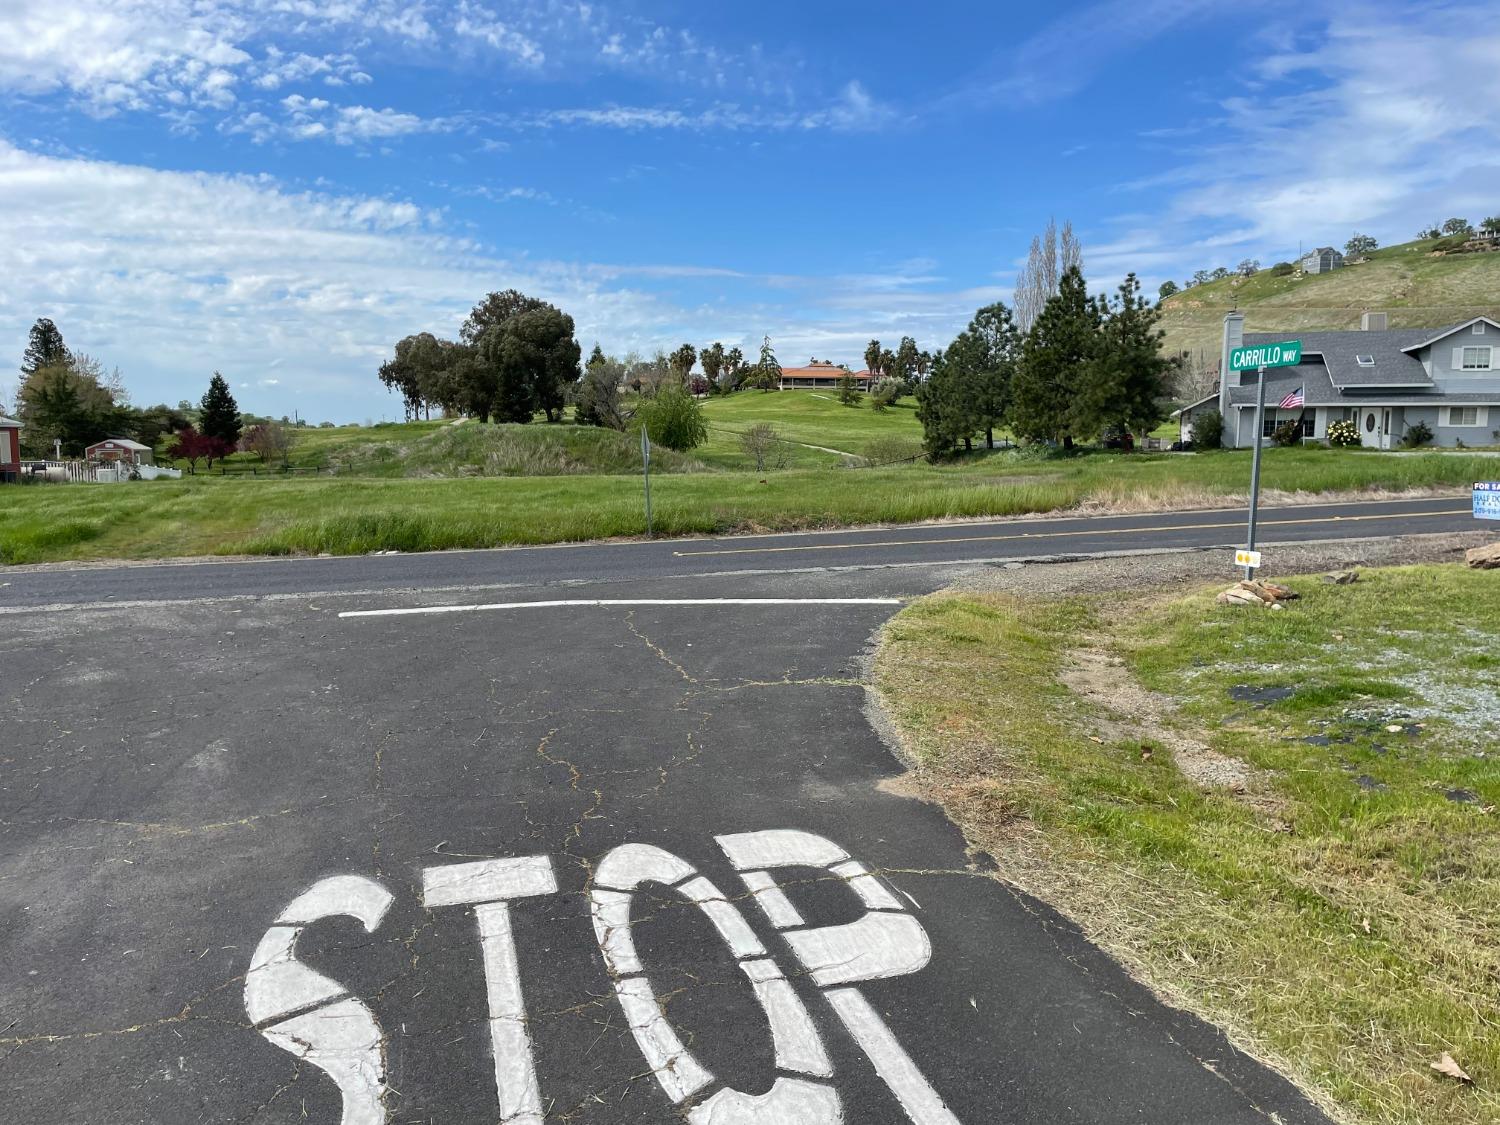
1177,312,1500,449
1300,246,1344,274
0,416,19,483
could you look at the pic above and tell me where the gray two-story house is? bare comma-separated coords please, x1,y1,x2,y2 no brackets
1299,246,1344,273
1179,312,1500,449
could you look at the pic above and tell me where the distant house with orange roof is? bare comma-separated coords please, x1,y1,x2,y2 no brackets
778,358,875,390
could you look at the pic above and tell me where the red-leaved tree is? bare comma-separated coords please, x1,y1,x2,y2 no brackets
167,425,233,471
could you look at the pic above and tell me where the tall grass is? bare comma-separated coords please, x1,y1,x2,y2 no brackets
1,447,1487,564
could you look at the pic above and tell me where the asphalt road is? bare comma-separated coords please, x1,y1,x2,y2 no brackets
0,493,1473,609
6,497,1456,1122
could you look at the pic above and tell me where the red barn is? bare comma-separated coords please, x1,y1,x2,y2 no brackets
0,416,19,483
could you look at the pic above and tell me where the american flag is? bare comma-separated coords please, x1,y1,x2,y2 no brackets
1279,386,1305,409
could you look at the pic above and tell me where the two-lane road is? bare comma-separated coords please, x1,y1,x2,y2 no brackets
0,494,1472,609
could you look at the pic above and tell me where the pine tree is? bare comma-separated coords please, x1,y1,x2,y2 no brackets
199,372,242,447
1010,267,1099,446
916,347,976,455
22,317,70,375
1073,273,1175,439
952,303,1020,448
748,335,780,391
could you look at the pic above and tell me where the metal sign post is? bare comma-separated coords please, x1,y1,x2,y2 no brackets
640,426,653,538
1244,366,1267,579
1227,338,1302,580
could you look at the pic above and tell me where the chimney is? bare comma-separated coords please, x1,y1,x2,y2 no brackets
1218,311,1244,424
1360,311,1388,331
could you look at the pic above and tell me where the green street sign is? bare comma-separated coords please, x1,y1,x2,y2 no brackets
1229,339,1302,371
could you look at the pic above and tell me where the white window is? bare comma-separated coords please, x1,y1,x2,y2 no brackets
1460,346,1493,370
1356,354,1375,367
1475,323,1487,334
1446,406,1486,427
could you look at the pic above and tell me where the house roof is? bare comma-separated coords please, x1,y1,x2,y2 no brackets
0,415,19,428
1244,329,1435,389
86,437,152,450
1399,316,1500,353
779,364,872,380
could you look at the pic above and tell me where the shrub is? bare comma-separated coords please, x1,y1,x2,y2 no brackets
1271,262,1295,276
870,377,902,413
862,436,924,466
1272,419,1303,447
1400,420,1434,449
739,422,785,471
633,386,707,451
1189,408,1223,449
1326,419,1360,447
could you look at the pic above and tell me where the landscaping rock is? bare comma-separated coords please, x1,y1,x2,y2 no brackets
1322,569,1360,584
1465,542,1500,569
1216,579,1299,607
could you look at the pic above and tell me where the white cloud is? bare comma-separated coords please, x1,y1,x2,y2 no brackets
518,84,899,134
453,1,546,67
0,140,729,417
0,140,983,419
222,96,450,145
1093,4,1500,291
0,0,251,110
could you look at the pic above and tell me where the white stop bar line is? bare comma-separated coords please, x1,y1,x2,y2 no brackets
339,598,902,619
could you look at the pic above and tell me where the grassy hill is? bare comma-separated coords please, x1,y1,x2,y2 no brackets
1158,239,1500,363
191,392,925,477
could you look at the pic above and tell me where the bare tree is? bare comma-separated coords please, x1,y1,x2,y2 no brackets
1014,218,1082,333
1173,347,1220,403
740,422,782,471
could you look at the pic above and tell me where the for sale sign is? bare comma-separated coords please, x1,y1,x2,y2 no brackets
1475,482,1500,521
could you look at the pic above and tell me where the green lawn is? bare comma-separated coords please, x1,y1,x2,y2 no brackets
876,565,1500,1125
701,390,923,456
2,445,1489,564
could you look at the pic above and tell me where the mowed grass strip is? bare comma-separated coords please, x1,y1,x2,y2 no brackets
1,445,1488,564
875,566,1500,1125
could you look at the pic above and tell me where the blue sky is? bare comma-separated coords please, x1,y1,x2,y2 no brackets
1,1,1496,422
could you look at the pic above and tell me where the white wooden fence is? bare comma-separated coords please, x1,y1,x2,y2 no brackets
23,460,181,483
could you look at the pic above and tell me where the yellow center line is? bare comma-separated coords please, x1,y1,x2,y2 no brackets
671,509,1471,557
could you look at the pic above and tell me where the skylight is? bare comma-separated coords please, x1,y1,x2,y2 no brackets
1355,355,1375,367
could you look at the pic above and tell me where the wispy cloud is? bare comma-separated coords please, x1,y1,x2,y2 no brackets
951,0,1230,107
1093,4,1500,290
507,82,899,134
452,1,546,68
222,95,453,144
0,138,988,418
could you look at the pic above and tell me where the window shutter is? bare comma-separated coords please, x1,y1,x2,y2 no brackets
1480,407,1490,428
1453,347,1465,370
1441,408,1451,427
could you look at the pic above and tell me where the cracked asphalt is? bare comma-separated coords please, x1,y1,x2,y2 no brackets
0,560,1334,1123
